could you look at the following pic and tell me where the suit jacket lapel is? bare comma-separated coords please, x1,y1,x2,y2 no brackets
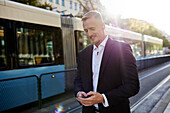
97,38,114,90
88,45,93,90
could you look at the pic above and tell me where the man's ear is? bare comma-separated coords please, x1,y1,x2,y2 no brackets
101,23,105,29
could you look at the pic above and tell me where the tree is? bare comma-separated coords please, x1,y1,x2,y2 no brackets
37,2,52,10
103,16,170,47
76,0,98,17
11,0,52,10
122,18,170,47
11,0,37,6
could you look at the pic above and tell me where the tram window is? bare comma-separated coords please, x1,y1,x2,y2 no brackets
126,40,142,58
109,36,142,58
75,31,91,62
145,42,162,56
17,27,55,66
0,26,6,67
75,31,91,52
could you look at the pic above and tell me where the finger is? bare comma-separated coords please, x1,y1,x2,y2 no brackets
81,92,88,97
77,91,87,97
83,103,93,106
81,101,93,106
76,98,93,106
76,97,84,101
77,97,93,105
87,91,96,96
76,97,87,102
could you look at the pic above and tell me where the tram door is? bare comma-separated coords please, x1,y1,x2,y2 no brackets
61,16,76,69
61,17,77,91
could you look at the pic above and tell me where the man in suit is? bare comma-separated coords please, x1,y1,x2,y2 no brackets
74,10,140,113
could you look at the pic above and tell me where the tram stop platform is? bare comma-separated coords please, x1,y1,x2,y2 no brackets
132,74,170,113
150,89,170,113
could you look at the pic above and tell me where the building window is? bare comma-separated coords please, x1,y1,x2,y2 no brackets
74,2,77,10
62,0,64,6
37,2,40,5
49,0,52,2
79,4,81,12
56,0,59,4
69,0,72,9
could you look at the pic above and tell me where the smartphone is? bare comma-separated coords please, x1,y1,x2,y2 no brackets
77,95,91,98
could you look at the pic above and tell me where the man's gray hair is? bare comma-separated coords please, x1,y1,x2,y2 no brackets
82,10,104,23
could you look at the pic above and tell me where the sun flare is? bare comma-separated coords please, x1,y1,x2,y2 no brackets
100,0,170,35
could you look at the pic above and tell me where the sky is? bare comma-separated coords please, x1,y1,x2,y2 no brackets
100,0,170,35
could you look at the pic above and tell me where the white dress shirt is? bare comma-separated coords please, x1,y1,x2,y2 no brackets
92,36,109,108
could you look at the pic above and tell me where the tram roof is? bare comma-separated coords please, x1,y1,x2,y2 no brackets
144,35,163,45
0,0,61,27
105,25,142,41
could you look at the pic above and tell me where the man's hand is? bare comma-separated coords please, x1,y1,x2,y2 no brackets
76,91,104,106
77,91,88,98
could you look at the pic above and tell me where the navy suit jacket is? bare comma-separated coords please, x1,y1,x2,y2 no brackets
74,38,140,113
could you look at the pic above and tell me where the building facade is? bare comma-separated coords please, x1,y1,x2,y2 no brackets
38,0,85,16
38,0,101,16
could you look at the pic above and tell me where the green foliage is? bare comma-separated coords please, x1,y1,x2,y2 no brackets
126,18,170,47
37,2,52,10
11,0,52,10
11,0,37,5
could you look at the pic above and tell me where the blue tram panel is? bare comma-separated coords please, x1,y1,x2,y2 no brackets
0,77,38,112
0,65,65,112
41,72,65,99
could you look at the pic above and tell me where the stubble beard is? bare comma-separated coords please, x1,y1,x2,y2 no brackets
90,35,100,47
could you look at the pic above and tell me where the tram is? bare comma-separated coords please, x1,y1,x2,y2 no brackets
104,25,163,58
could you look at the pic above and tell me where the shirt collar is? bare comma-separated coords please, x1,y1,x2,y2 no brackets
93,35,108,50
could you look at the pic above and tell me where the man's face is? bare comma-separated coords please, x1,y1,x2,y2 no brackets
83,17,105,46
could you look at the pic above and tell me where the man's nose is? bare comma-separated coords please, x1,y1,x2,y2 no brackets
87,30,93,37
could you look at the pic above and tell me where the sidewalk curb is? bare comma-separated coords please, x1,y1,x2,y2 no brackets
164,102,170,113
150,88,170,113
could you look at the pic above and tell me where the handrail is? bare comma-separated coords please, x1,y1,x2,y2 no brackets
39,68,77,77
0,74,38,81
